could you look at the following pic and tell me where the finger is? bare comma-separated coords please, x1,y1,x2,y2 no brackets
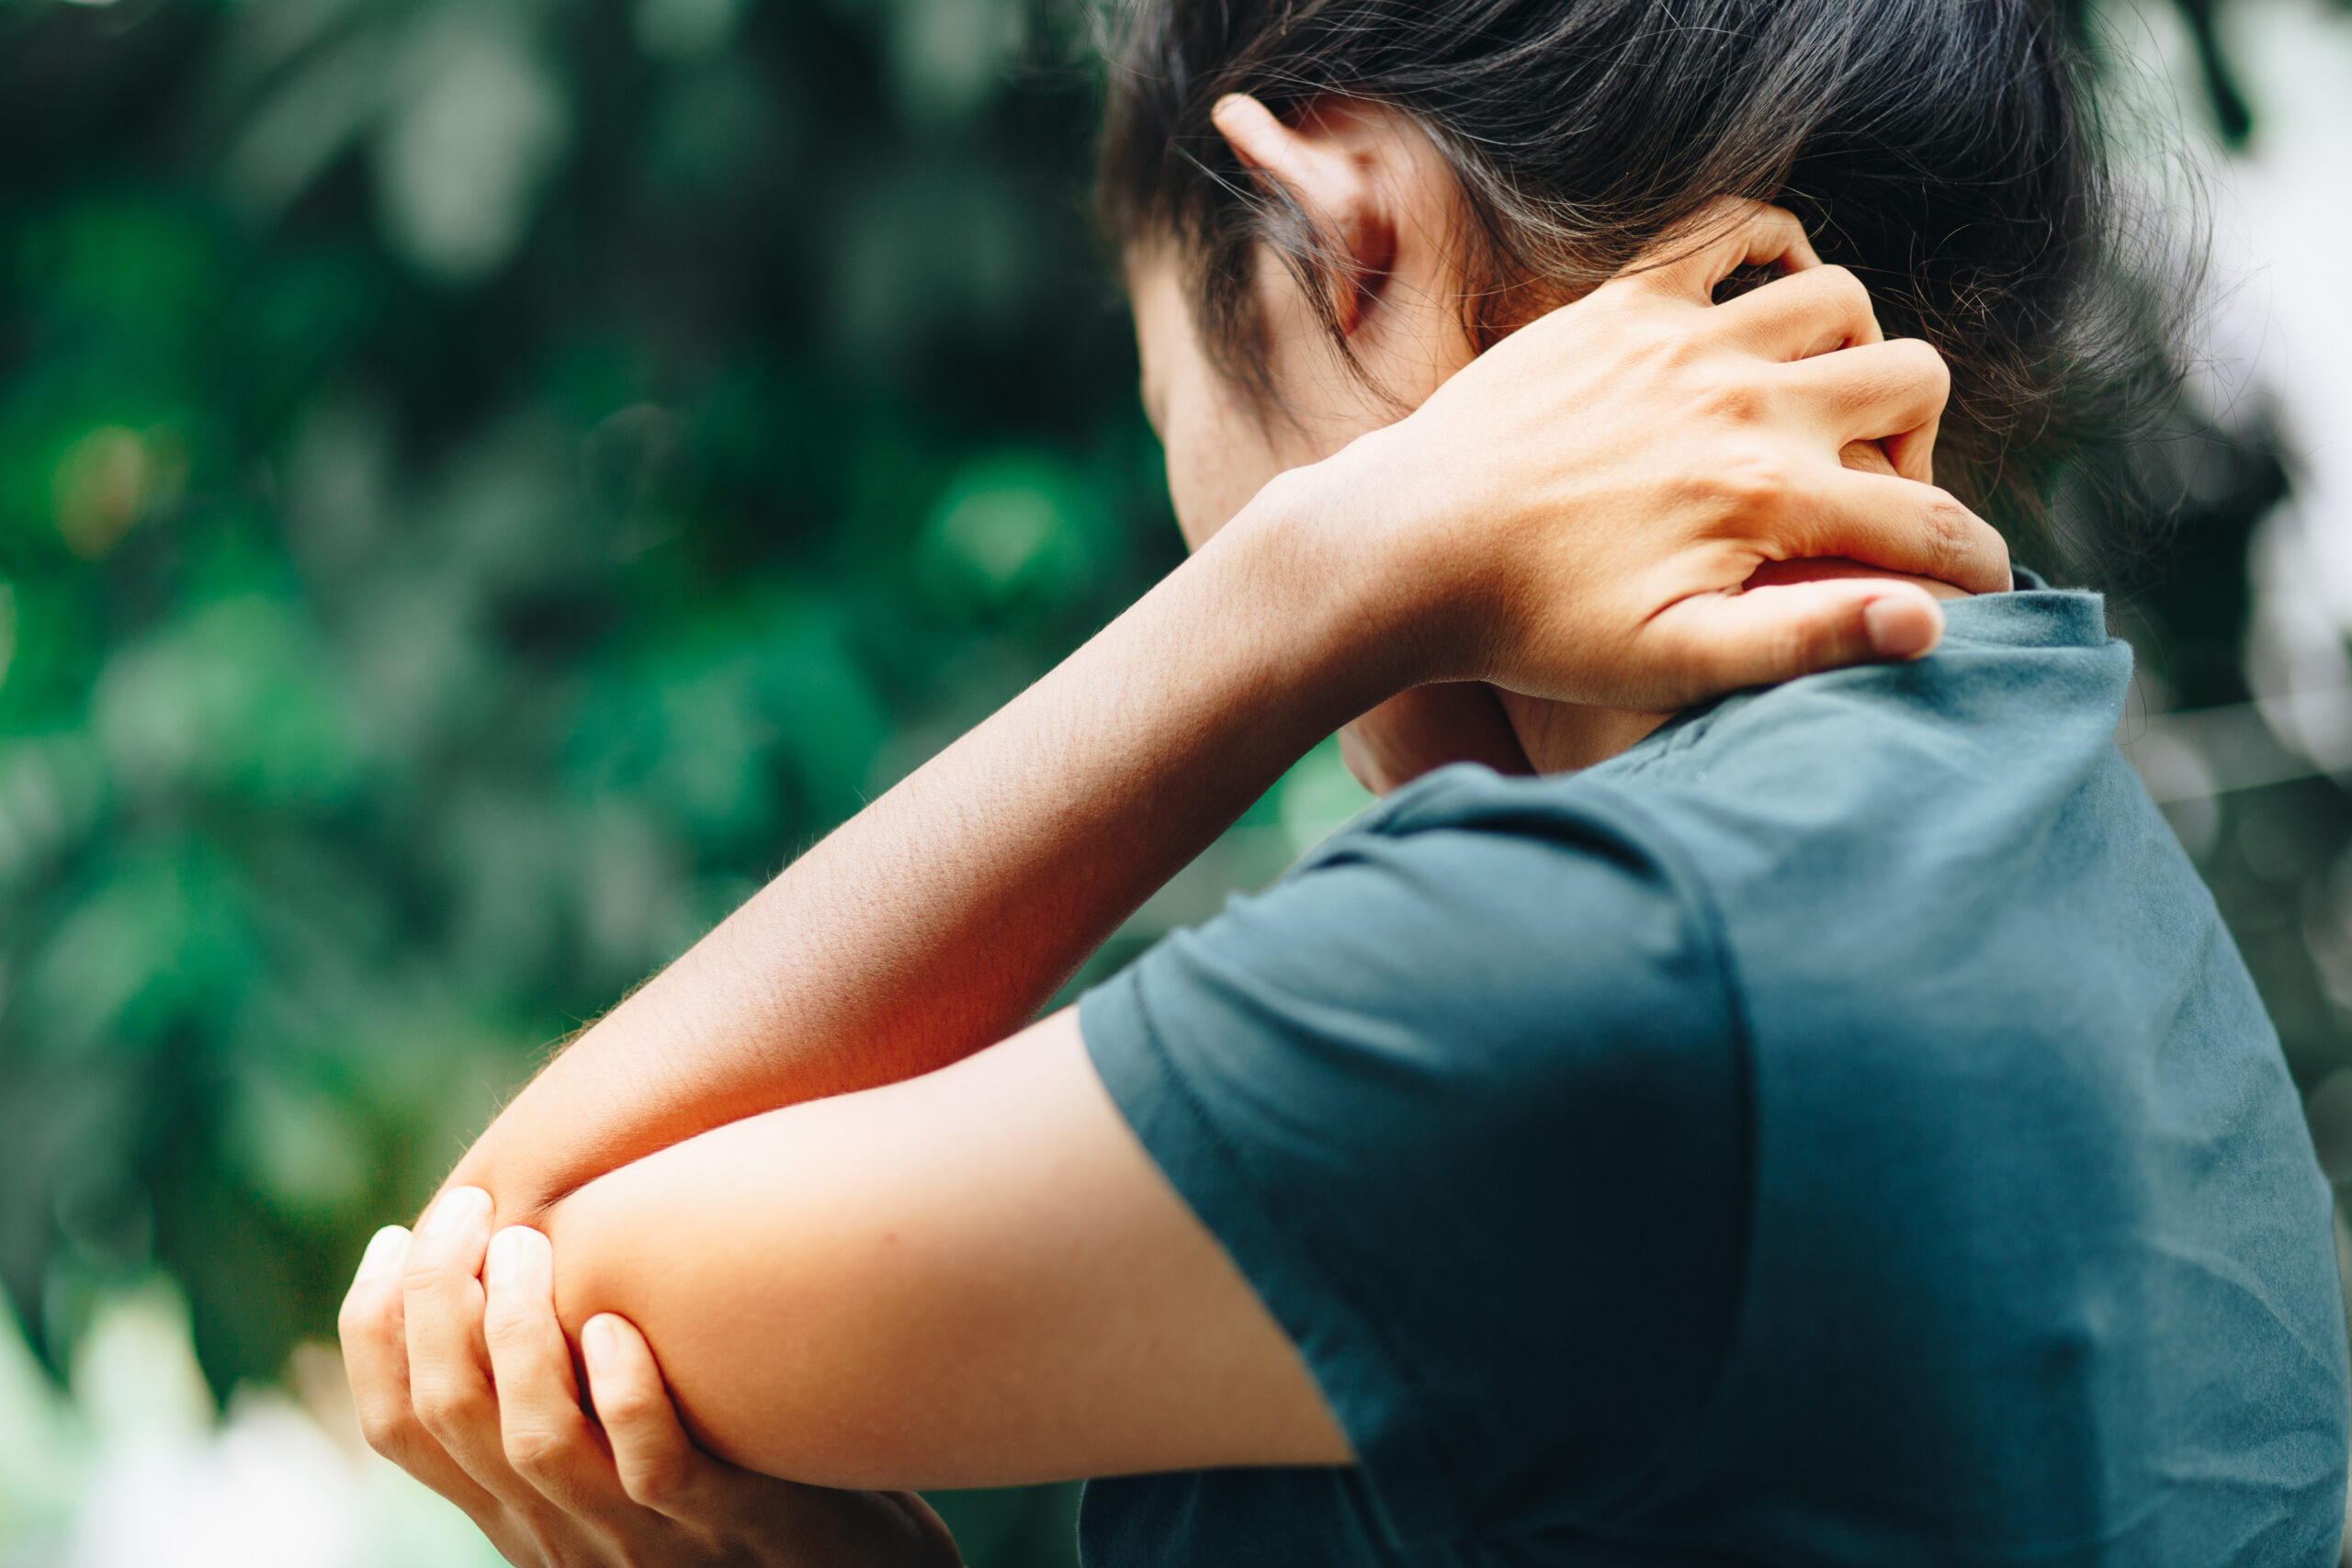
1839,438,1897,478
582,1313,717,1519
1712,264,1885,359
402,1187,526,1500
1771,337,1951,484
483,1226,627,1518
1877,412,1941,489
1746,468,2008,596
1627,198,1823,302
1649,578,1949,699
337,1224,509,1521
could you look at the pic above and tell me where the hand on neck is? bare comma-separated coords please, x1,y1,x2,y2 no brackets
1496,556,1975,778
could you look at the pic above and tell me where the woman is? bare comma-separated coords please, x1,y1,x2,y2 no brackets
342,2,2348,1564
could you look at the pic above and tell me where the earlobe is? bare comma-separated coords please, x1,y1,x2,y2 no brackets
1210,93,1398,333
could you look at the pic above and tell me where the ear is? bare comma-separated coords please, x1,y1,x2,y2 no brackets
1211,94,1402,334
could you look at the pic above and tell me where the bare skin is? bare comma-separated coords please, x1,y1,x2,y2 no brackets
1177,96,1964,786
341,96,1999,1568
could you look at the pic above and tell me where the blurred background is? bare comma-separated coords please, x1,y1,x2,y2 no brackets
0,0,2346,1562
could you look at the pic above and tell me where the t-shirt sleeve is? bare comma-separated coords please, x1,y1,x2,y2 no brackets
1077,780,1748,1547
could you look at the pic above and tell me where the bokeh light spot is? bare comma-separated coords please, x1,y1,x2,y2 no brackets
51,427,185,561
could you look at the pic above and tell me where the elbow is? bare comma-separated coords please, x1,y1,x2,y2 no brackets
535,1153,916,1486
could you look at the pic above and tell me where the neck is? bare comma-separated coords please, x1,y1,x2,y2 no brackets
1495,693,1674,774
1496,560,1980,773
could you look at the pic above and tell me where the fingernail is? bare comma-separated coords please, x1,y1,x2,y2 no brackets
418,1186,491,1242
354,1225,410,1283
1863,595,1937,660
484,1226,533,1290
582,1314,620,1374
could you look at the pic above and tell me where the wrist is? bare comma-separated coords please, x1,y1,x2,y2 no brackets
436,1131,558,1228
1275,426,1492,689
1212,449,1444,712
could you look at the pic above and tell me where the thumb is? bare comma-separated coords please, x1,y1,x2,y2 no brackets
1650,579,1944,700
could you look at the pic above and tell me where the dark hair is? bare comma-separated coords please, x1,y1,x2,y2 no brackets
1095,0,2165,558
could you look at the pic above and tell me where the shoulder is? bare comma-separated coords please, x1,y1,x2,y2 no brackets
1134,759,1743,1088
1548,587,2142,894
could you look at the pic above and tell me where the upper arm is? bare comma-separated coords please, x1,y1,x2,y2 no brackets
1073,804,1748,1540
541,1007,1350,1491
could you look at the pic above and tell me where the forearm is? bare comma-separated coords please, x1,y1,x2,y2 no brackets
449,479,1405,1222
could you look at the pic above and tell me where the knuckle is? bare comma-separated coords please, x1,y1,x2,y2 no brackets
1925,491,1971,540
402,1259,460,1297
502,1421,574,1483
356,1406,418,1463
1777,613,1843,677
1816,264,1868,309
1890,337,1951,399
1921,495,1977,569
596,1382,663,1433
618,1451,688,1509
1770,625,1810,679
597,1382,662,1429
1707,448,1792,519
410,1376,490,1441
481,1309,534,1356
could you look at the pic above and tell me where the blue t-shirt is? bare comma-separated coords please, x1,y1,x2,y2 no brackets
1076,586,2349,1566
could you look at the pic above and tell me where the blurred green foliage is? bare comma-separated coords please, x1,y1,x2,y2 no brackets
0,0,2349,1562
0,0,1177,1468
